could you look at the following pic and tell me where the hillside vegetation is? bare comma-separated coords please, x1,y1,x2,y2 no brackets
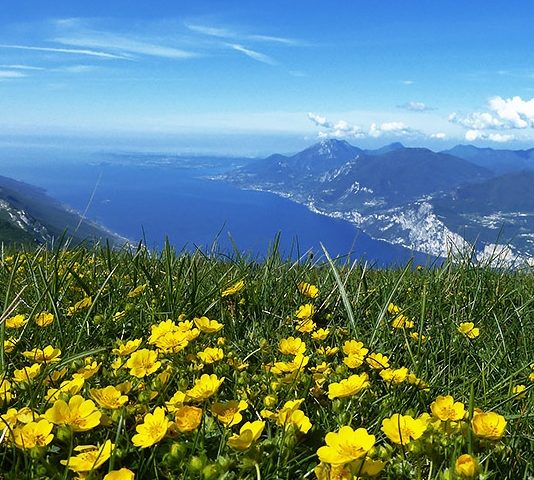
0,242,533,479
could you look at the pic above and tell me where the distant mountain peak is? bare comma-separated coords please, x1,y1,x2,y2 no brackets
365,142,405,156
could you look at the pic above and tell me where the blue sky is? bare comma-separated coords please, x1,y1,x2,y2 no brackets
2,0,534,153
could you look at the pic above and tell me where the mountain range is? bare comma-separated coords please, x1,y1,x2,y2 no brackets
223,139,534,264
0,175,126,247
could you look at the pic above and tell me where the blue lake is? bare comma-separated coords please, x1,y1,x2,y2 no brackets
3,151,422,265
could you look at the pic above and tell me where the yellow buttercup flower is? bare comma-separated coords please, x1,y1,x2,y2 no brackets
132,407,170,448
197,346,224,364
379,367,409,384
342,340,368,357
35,311,54,327
274,399,312,433
67,296,92,316
317,425,375,464
148,319,179,344
221,280,244,297
458,322,480,339
194,316,224,333
104,468,135,480
187,374,224,401
311,328,329,341
44,395,101,432
127,283,147,297
211,400,248,427
174,406,203,432
12,419,54,449
22,345,61,363
296,303,315,321
455,453,479,478
0,379,13,403
13,363,42,383
126,349,161,378
227,420,265,450
297,282,319,298
365,352,390,370
512,384,526,400
152,330,190,353
165,390,189,412
430,395,466,421
271,354,309,375
112,338,143,356
381,413,427,444
90,385,128,409
387,303,401,314
3,336,18,353
317,346,339,357
391,314,414,329
5,314,27,329
74,359,101,379
328,373,370,400
279,337,306,356
296,318,316,333
60,440,114,473
471,411,506,441
45,376,85,403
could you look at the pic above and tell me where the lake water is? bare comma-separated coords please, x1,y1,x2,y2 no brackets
2,148,421,265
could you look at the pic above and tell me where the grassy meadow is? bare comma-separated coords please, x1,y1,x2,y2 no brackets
0,241,533,479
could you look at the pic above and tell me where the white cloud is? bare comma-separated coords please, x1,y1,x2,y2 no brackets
0,64,45,70
369,121,412,138
54,33,196,59
450,95,534,139
228,43,275,65
185,24,233,38
465,129,514,142
0,43,128,59
0,70,28,78
398,101,435,112
430,132,447,139
308,112,331,128
186,23,298,45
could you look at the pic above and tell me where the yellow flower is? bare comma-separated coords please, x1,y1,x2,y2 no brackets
126,349,161,378
67,297,92,316
387,303,401,314
112,338,143,356
5,314,27,329
328,373,370,400
193,316,224,333
132,407,170,448
311,328,329,341
314,462,353,480
153,331,190,353
90,386,128,409
104,468,135,480
271,354,309,375
197,347,224,364
274,399,312,433
60,440,114,473
165,390,189,412
221,280,244,297
187,374,224,401
127,283,147,297
148,319,178,344
113,311,126,321
211,400,248,427
3,336,18,353
22,345,62,363
296,318,316,333
12,419,54,449
298,282,319,298
512,384,527,400
35,311,54,327
430,395,465,421
74,359,101,379
13,363,41,383
279,336,306,355
471,411,506,441
379,367,409,384
174,406,203,432
381,413,427,444
410,332,428,343
317,346,339,357
227,420,265,450
296,303,315,321
44,395,101,432
455,453,479,478
391,314,414,329
353,457,386,477
317,425,375,464
365,352,390,370
45,376,85,403
458,322,480,339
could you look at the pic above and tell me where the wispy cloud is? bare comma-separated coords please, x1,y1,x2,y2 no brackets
402,80,414,85
54,33,196,59
185,22,299,45
397,101,436,112
0,64,45,70
0,43,128,59
185,23,233,38
0,70,28,78
228,44,276,65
